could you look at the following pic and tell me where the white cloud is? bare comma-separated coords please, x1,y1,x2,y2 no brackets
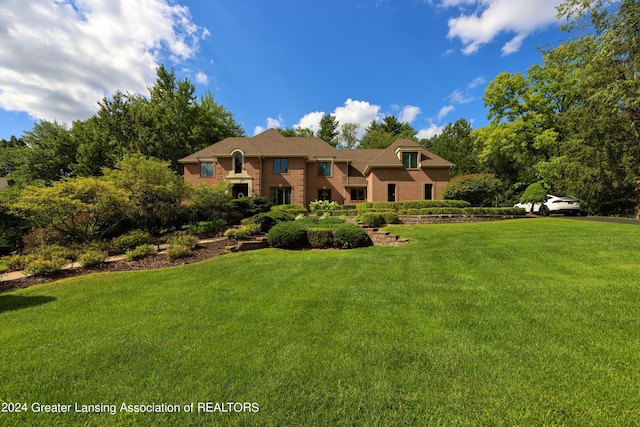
0,0,208,124
442,0,563,55
332,98,382,131
253,115,284,135
448,89,474,104
468,76,486,89
438,105,455,121
195,71,209,85
416,123,446,140
294,111,325,133
398,105,421,124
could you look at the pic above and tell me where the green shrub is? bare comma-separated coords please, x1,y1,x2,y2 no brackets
23,257,67,277
295,216,345,228
243,211,294,233
112,230,152,253
418,208,464,215
340,204,357,211
359,212,385,228
4,254,37,271
224,223,262,240
35,245,79,262
307,228,334,249
227,197,272,219
184,219,227,235
271,204,308,215
78,250,108,268
168,234,200,250
395,200,471,210
442,174,502,207
332,224,372,249
166,244,192,261
309,200,339,213
125,244,157,261
267,222,307,249
382,212,399,224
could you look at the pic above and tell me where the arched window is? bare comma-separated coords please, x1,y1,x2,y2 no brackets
234,153,243,174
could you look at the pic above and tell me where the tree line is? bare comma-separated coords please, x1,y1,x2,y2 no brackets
2,0,639,219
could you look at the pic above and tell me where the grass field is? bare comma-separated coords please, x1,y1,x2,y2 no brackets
1,218,639,426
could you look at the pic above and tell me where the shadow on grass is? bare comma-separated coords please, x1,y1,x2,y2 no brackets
0,295,56,313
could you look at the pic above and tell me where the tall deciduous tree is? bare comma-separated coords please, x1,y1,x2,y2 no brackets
103,154,185,234
337,123,360,149
536,0,640,214
12,177,131,242
11,121,78,184
0,136,26,177
73,66,245,176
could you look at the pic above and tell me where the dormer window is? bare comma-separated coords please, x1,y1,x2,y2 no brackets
402,152,418,169
234,153,243,173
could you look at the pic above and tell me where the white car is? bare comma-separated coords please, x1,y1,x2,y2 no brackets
514,194,582,216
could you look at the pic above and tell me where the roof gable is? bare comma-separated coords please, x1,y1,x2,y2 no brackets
179,132,454,173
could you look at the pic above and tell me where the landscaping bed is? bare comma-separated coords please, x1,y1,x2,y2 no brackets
0,238,229,294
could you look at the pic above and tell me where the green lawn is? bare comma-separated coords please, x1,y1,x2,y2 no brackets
1,218,639,426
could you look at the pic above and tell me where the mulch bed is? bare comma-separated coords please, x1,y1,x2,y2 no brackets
0,238,230,294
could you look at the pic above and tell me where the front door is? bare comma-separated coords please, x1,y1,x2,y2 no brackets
387,184,396,202
232,183,248,198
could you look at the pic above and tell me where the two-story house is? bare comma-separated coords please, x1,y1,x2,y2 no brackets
179,128,454,206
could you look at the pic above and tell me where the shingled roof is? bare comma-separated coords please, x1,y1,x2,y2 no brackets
178,129,454,174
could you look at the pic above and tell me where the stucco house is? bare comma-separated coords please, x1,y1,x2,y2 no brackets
178,128,454,206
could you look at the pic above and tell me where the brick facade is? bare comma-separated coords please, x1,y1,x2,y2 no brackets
179,129,454,207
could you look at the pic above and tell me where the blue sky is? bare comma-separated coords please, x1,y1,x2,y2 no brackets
0,0,567,141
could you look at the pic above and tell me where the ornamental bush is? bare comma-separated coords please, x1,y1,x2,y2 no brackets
332,224,372,249
224,223,262,240
270,204,308,215
112,230,152,253
267,222,308,249
358,213,385,228
307,228,334,249
166,244,192,261
78,250,108,268
243,211,294,233
23,257,67,277
125,244,157,261
442,174,502,207
168,234,200,250
382,212,399,224
309,200,339,213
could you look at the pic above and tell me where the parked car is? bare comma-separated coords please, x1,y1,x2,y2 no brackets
514,194,582,216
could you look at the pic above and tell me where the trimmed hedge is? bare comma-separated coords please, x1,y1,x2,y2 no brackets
267,218,372,249
332,224,372,249
359,212,385,228
355,200,471,212
267,221,308,249
396,207,526,215
307,228,334,249
271,204,308,216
